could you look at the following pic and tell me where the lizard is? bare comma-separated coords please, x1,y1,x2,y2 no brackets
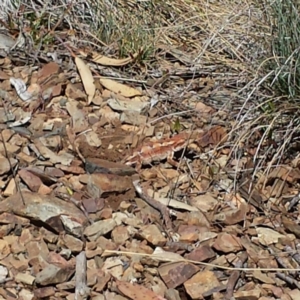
122,130,203,170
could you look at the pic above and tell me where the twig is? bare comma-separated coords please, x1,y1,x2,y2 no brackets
103,249,300,272
132,180,173,232
225,251,248,300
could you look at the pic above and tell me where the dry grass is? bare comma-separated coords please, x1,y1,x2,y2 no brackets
1,0,299,184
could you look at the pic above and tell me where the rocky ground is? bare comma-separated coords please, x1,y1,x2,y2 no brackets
0,1,300,300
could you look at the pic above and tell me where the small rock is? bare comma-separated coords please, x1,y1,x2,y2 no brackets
184,270,221,299
19,288,34,300
111,226,129,244
34,287,56,298
84,219,117,241
139,224,167,246
58,234,84,253
287,289,300,300
159,262,199,288
213,233,243,253
185,245,216,262
234,289,261,300
0,265,8,282
35,264,75,286
107,98,148,113
120,111,147,125
15,272,35,285
40,227,58,244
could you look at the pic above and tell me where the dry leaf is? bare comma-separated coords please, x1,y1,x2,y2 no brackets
91,52,137,66
79,50,139,66
99,77,142,97
75,56,95,104
37,62,60,84
10,78,39,102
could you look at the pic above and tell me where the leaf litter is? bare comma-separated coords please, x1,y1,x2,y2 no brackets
0,1,299,300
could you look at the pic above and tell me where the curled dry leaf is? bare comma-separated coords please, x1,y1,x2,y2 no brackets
10,78,39,102
99,77,142,98
90,51,139,66
75,56,95,105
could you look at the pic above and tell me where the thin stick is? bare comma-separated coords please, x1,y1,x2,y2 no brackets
132,180,173,232
103,249,300,272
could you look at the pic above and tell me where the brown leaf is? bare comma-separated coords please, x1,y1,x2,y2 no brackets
75,56,96,104
90,51,139,66
194,101,215,114
99,77,142,98
37,62,60,84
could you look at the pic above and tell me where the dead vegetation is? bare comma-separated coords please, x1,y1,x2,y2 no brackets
0,0,300,299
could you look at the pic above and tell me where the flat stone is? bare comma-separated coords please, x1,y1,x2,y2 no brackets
10,256,28,271
58,234,84,253
234,289,261,300
0,191,87,235
213,233,243,253
15,272,35,285
35,264,75,286
26,240,49,261
185,245,216,262
120,110,147,125
111,226,129,244
139,224,167,246
34,287,55,298
184,270,221,299
159,262,200,288
84,219,117,241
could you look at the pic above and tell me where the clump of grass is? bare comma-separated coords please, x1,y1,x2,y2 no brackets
269,0,300,98
1,0,159,63
89,1,157,61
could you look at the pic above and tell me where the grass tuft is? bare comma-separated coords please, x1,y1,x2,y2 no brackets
269,0,300,98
